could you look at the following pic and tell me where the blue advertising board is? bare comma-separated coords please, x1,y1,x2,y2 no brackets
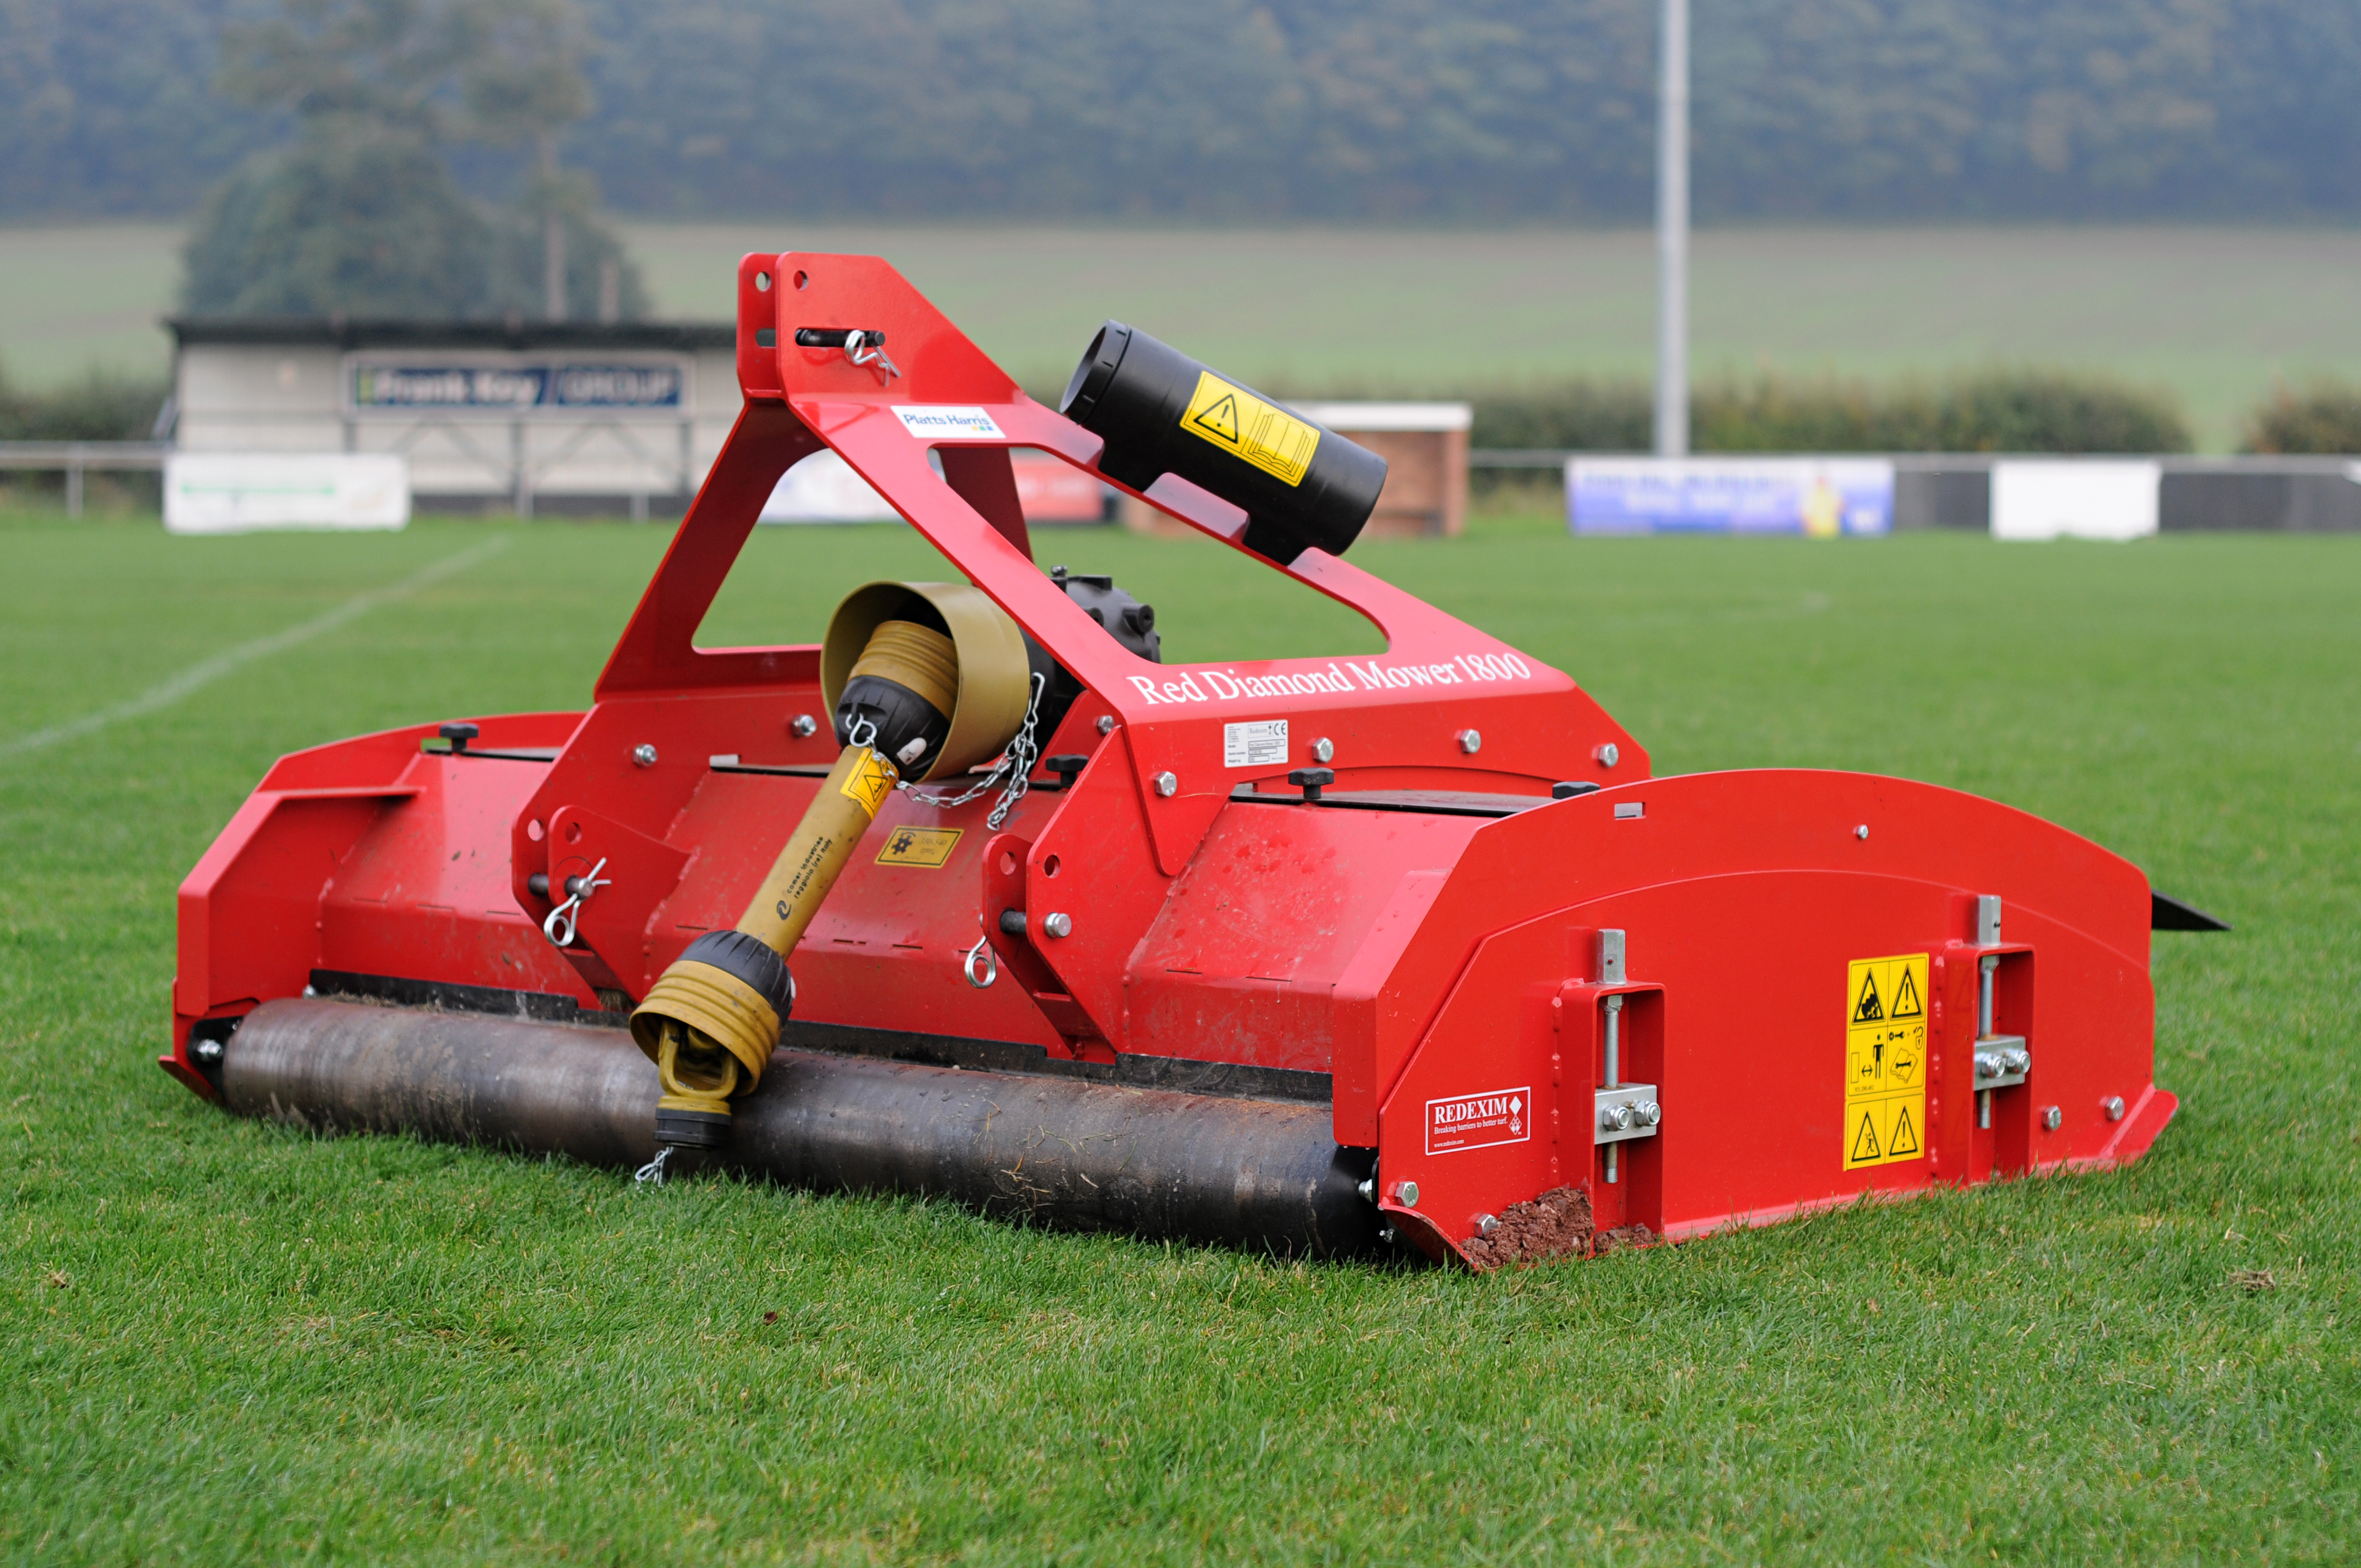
1568,458,1895,536
349,358,686,413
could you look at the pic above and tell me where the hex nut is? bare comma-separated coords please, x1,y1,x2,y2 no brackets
1457,729,1482,754
2041,1105,2063,1132
1854,824,1870,840
1097,715,1116,736
1312,736,1335,763
1393,1180,1421,1208
1475,1213,1500,1238
790,714,818,738
2102,1095,2126,1122
1640,1101,1662,1126
1595,742,1620,768
631,743,658,768
1153,771,1178,797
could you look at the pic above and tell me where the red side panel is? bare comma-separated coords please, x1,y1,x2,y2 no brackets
1372,770,2167,1265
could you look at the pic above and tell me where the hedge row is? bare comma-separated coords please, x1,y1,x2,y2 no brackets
6,366,2358,457
0,369,171,443
2239,383,2361,455
1467,371,2198,454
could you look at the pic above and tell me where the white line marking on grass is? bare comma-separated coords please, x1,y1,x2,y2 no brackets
0,536,510,761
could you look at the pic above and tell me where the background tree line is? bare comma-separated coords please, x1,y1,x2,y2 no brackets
5,0,2359,224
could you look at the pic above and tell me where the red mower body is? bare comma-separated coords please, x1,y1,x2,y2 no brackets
168,255,2178,1267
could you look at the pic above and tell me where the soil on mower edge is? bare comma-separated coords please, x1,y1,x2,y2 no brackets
1461,1185,1595,1270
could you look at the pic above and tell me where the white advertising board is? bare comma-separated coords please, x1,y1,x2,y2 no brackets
761,448,1114,525
164,453,410,535
1990,461,2160,541
760,450,898,523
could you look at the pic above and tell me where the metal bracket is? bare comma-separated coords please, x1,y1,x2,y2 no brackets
1595,1082,1662,1145
1973,1033,2031,1090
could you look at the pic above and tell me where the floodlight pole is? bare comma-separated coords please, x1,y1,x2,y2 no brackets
1654,0,1690,458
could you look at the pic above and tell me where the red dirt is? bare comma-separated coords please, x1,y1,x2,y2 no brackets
1460,1185,1595,1270
1594,1222,1656,1254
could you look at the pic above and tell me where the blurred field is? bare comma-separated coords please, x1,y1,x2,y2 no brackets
7,220,2361,449
2,508,2356,1562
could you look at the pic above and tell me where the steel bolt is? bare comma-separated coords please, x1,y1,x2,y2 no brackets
1475,1213,1500,1238
1153,770,1178,797
1602,1104,1633,1131
1854,824,1870,840
1640,1101,1662,1126
1392,1180,1421,1208
1097,715,1116,736
1041,912,1073,938
632,743,658,768
2102,1095,2126,1122
790,714,818,738
1312,736,1334,763
2041,1105,2063,1132
1357,1177,1377,1204
190,1036,226,1067
1595,742,1620,768
2004,1048,2030,1074
1457,729,1482,754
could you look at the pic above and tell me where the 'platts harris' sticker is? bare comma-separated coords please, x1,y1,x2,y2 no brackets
893,405,1005,440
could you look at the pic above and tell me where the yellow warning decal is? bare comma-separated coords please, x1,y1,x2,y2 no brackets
1842,951,1929,1172
1179,371,1320,487
875,826,961,868
840,749,897,816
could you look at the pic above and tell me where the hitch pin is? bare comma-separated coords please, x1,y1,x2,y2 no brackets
844,330,901,381
962,935,998,989
541,856,611,948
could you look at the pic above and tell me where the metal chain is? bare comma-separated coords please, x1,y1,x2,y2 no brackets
902,671,1047,830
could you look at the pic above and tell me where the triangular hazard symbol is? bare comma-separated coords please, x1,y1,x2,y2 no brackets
1852,971,1884,1023
1192,393,1241,445
1887,1106,1919,1157
1890,968,1923,1019
1849,1112,1880,1162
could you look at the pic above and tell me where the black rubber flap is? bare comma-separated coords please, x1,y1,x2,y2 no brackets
2151,890,2231,932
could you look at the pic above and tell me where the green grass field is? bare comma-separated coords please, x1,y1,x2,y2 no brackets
2,509,2356,1564
9,221,2361,449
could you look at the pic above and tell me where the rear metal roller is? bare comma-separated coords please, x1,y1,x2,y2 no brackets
224,998,1386,1259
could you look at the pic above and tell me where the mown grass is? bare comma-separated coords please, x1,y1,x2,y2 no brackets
1,509,2355,1565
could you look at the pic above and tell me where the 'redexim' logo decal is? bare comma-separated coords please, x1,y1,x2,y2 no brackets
1426,1086,1532,1156
1128,652,1534,707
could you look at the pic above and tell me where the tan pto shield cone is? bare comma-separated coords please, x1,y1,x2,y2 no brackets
629,582,1033,1150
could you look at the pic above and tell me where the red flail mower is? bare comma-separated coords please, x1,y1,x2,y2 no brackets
166,255,2217,1268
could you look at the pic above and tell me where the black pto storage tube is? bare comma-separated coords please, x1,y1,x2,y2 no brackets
1059,322,1388,564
